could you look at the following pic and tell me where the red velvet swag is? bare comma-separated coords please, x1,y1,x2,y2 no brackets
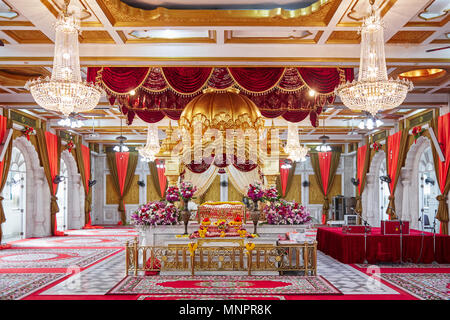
88,67,353,127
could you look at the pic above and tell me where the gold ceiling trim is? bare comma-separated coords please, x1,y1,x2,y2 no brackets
124,30,217,44
223,30,322,44
404,13,450,27
418,0,449,21
96,0,341,27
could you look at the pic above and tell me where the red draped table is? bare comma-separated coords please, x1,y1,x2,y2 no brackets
317,227,450,264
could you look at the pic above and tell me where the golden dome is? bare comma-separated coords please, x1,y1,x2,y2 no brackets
179,89,264,132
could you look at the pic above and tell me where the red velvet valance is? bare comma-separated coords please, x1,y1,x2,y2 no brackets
88,66,353,127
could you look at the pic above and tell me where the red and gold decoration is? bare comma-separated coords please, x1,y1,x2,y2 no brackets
22,125,35,141
87,66,353,127
372,141,381,152
411,126,424,144
66,139,74,153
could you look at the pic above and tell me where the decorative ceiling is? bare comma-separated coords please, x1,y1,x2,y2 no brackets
0,0,447,146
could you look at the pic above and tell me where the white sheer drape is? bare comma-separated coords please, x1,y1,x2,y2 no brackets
225,166,262,195
184,164,219,197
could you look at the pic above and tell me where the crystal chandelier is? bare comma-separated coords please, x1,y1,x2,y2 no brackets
335,1,412,116
25,1,102,117
138,124,160,162
316,117,332,152
284,123,308,162
58,116,83,128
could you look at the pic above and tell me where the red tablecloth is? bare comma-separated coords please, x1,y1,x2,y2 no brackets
317,227,450,264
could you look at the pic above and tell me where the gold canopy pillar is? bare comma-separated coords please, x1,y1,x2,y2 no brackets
260,122,281,188
156,122,180,187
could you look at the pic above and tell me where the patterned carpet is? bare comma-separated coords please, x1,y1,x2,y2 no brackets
0,273,66,300
9,236,136,248
379,273,450,300
108,275,342,295
355,262,450,269
0,248,121,270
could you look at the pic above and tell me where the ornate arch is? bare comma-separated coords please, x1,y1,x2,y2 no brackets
12,136,51,237
60,150,84,230
362,149,386,226
402,136,432,229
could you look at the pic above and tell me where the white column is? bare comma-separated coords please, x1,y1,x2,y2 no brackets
70,174,82,229
33,169,49,237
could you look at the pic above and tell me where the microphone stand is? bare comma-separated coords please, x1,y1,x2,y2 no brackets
432,211,437,263
351,208,370,264
399,218,403,264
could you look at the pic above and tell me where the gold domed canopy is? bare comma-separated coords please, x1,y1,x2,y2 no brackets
179,89,264,132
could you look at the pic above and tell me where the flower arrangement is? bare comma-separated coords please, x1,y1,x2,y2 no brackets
264,199,312,225
179,181,197,202
213,219,227,231
22,125,36,141
66,140,75,153
130,201,179,227
264,186,279,202
228,216,242,227
412,126,424,143
247,182,265,202
166,186,180,203
372,142,381,153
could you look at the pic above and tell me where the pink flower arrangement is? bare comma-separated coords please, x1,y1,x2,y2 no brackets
264,187,279,202
131,201,179,227
166,186,180,203
247,182,265,202
179,181,197,201
264,199,312,225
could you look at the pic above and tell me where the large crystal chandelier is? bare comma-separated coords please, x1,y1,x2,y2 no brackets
138,124,160,162
284,123,308,162
335,1,412,116
25,1,102,117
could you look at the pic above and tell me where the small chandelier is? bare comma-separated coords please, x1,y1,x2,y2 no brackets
113,118,129,152
284,123,308,162
138,124,160,162
316,117,332,152
25,1,102,117
58,116,83,128
335,0,412,116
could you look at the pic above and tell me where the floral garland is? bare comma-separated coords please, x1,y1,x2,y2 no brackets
130,201,179,227
22,125,36,141
372,142,381,153
66,140,75,153
411,126,424,144
264,199,312,225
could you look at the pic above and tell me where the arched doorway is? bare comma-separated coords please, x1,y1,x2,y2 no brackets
56,158,68,232
418,147,440,232
2,147,26,241
378,160,390,222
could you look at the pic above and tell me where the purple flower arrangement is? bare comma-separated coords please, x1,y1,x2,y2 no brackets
247,182,265,202
131,201,179,227
166,186,180,203
179,181,197,201
264,186,279,202
264,200,312,225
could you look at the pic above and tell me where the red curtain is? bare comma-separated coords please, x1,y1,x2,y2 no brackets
81,145,90,194
279,161,289,197
97,67,150,94
387,131,402,192
162,67,212,94
44,132,60,234
319,152,332,195
437,114,450,193
228,67,284,92
357,145,367,195
115,152,129,196
297,67,353,94
156,159,167,196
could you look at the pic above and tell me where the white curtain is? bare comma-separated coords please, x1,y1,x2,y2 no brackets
184,164,219,197
225,165,262,195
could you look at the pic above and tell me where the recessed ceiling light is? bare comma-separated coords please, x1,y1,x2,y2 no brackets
399,68,446,81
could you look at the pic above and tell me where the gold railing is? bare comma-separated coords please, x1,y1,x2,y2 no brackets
125,238,317,276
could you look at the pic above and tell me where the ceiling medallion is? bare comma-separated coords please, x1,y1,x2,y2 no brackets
138,124,160,162
25,0,102,117
336,1,413,116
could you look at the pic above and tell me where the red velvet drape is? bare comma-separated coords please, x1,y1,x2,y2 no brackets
279,160,289,197
98,67,149,94
357,145,367,195
45,132,59,234
387,131,403,193
318,152,332,195
437,114,450,194
156,159,167,196
297,67,353,94
228,67,284,92
162,67,212,94
115,152,129,196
